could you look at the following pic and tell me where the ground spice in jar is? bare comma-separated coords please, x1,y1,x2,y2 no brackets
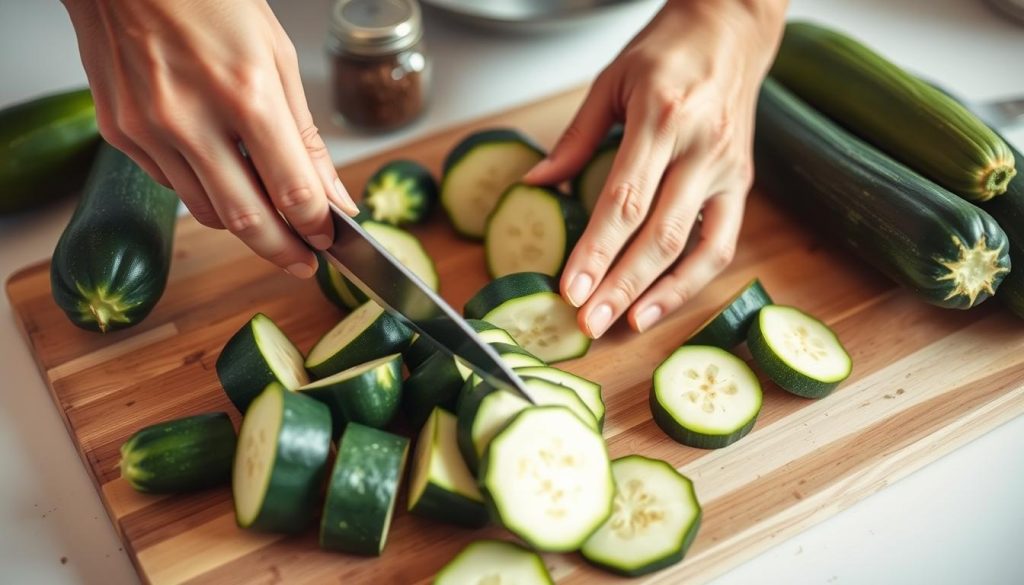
328,0,430,131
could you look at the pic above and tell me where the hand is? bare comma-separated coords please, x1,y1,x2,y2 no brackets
62,0,359,278
524,0,787,337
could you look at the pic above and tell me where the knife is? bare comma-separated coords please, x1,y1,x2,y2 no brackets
321,203,536,403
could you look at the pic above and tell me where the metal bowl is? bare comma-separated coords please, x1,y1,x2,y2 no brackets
420,0,646,32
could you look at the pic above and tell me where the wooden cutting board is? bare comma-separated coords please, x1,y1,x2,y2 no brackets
7,86,1024,585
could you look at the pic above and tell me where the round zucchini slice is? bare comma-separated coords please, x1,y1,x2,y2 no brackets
685,278,772,350
362,159,437,226
216,313,309,413
435,540,553,585
485,183,586,278
296,353,403,438
513,365,604,429
305,301,412,379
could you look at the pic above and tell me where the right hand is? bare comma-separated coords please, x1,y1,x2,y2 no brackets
62,0,359,278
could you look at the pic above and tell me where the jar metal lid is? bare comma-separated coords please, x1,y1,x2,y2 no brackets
328,0,423,56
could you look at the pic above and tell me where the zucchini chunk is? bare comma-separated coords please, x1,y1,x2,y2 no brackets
233,383,332,533
464,272,590,363
305,301,412,379
404,319,516,372
314,252,365,311
651,346,763,449
362,159,437,226
120,412,236,493
514,365,604,428
747,305,852,399
480,406,614,552
456,381,530,474
408,407,488,528
435,540,553,585
581,455,702,577
216,313,309,413
297,353,403,438
320,423,409,556
572,126,622,214
441,128,545,239
685,278,773,350
452,341,544,381
485,183,586,278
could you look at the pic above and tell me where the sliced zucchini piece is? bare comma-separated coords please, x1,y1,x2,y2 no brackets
441,128,545,239
403,351,468,430
452,341,543,381
320,423,409,555
435,540,553,585
572,126,622,214
464,272,590,363
314,252,364,311
233,383,332,533
297,353,403,438
403,332,437,371
514,365,604,428
362,159,437,226
120,412,236,493
404,320,516,371
581,455,702,577
651,346,763,449
216,313,309,413
408,407,488,528
305,301,412,379
747,305,852,399
480,406,614,552
456,381,530,474
518,376,598,430
685,278,772,349
485,183,586,278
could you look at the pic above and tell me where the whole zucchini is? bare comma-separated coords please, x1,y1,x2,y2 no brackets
120,412,237,493
0,88,100,215
981,139,1024,318
754,78,1010,309
51,142,180,332
771,21,1016,202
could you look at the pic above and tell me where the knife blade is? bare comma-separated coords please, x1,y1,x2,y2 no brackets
321,203,535,403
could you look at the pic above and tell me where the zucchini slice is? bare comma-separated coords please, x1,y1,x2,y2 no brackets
314,252,364,311
518,376,598,430
513,365,604,428
464,272,591,363
572,127,622,214
404,320,516,372
441,128,545,239
297,353,403,437
408,407,488,528
485,183,586,278
651,346,763,449
685,278,773,350
581,455,702,577
435,540,553,585
305,301,412,379
480,406,614,552
452,341,544,381
403,351,470,430
456,381,530,474
747,305,852,399
320,423,409,556
362,159,437,226
216,313,309,413
233,383,332,533
402,332,437,371
120,412,236,493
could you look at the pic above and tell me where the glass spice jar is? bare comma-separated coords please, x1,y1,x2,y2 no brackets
327,0,431,131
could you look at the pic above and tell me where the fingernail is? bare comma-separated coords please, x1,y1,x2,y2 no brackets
309,234,333,250
635,304,663,332
286,262,316,279
586,303,613,338
523,158,552,183
566,273,593,307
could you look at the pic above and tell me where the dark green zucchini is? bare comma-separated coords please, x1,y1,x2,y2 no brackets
120,412,236,493
50,142,180,332
361,159,438,226
685,278,772,349
979,136,1024,318
755,78,1010,309
572,126,622,214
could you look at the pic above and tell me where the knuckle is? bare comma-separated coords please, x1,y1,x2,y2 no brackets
650,86,687,133
583,238,615,269
708,240,736,270
707,110,736,157
609,181,649,227
299,123,330,159
610,275,641,305
191,207,223,229
654,216,690,259
277,185,316,210
224,206,265,236
666,277,694,308
116,112,150,142
558,123,585,148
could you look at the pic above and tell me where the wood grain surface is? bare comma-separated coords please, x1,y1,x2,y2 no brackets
7,86,1024,585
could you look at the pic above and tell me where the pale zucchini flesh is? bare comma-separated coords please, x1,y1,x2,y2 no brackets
408,408,488,527
363,221,440,290
216,313,309,413
514,365,604,427
483,292,589,363
305,301,411,379
485,184,583,278
434,540,553,585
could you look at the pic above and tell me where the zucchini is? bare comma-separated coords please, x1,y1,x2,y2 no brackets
772,21,1016,201
50,142,180,332
580,455,701,577
513,365,604,428
216,313,309,413
297,353,403,437
755,78,1010,309
485,183,586,278
408,407,488,528
650,345,763,449
119,412,236,493
305,301,412,379
572,126,622,214
402,332,437,371
517,376,598,430
362,159,437,226
1,88,99,215
435,540,553,585
979,135,1024,318
464,272,591,363
320,423,409,555
747,305,852,399
479,405,614,552
403,319,516,372
314,252,364,311
452,341,543,381
441,129,545,238
685,278,772,349
233,383,332,533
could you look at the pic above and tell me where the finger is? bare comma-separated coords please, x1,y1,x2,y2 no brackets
183,134,318,278
522,75,615,185
101,133,172,189
151,147,223,229
578,160,710,338
628,193,744,332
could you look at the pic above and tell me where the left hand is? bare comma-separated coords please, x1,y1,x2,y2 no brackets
523,0,787,338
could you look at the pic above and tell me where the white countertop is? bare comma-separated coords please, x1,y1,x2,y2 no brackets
2,0,1023,583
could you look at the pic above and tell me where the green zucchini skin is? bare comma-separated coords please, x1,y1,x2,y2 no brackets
362,159,438,226
442,128,545,176
50,142,180,332
320,423,409,556
299,354,403,438
572,126,623,214
215,313,307,413
463,272,560,319
0,88,100,215
755,79,1010,310
120,412,236,493
305,308,413,380
314,253,363,311
402,351,466,430
685,279,773,349
772,21,1016,201
980,138,1024,318
402,333,438,371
